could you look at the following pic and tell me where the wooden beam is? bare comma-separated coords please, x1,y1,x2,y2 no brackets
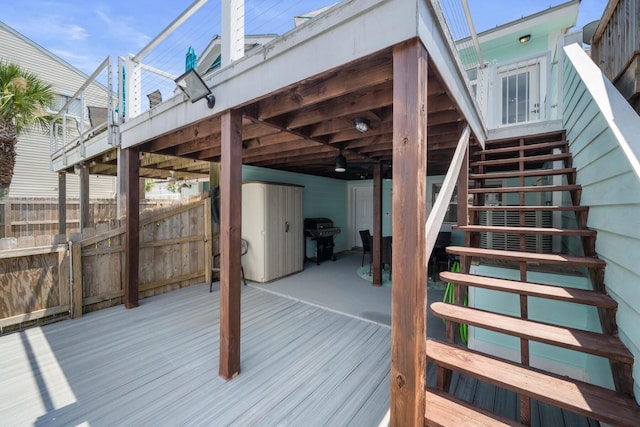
219,109,243,381
390,39,427,427
124,147,140,308
258,52,393,119
58,172,66,236
372,163,383,285
285,81,393,129
146,116,221,152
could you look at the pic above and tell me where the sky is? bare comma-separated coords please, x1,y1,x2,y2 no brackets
1,0,607,76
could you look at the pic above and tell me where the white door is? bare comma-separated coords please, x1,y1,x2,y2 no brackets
498,61,540,125
353,186,373,248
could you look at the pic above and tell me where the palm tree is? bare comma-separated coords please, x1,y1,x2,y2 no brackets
0,61,54,194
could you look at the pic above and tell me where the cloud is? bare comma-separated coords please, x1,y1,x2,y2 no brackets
94,5,151,52
13,14,89,41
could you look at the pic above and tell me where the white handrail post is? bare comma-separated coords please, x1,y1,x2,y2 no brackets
124,55,142,120
222,0,245,67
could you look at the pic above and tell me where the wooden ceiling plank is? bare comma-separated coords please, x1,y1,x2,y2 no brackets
174,134,221,156
284,81,393,130
145,116,221,153
258,53,393,120
244,144,335,163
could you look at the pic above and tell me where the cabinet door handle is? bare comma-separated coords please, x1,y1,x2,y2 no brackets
285,221,290,232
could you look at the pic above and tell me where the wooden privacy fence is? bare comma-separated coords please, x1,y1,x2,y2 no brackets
0,198,179,239
0,234,77,333
0,197,215,332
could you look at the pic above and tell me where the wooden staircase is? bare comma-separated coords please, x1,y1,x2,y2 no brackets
424,131,640,426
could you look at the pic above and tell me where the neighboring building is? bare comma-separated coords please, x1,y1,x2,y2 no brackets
0,21,116,199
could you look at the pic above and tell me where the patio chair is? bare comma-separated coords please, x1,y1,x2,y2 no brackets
359,229,372,267
210,238,248,292
429,231,451,280
146,89,162,109
381,235,392,274
367,234,392,276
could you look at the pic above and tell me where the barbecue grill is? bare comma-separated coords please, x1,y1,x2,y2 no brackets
304,217,341,265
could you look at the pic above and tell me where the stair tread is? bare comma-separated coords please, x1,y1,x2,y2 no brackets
469,184,580,194
471,153,571,167
454,225,596,236
439,272,617,308
470,168,575,180
446,246,606,268
468,205,588,212
426,339,640,427
474,140,567,156
425,388,524,427
430,302,633,363
485,131,566,146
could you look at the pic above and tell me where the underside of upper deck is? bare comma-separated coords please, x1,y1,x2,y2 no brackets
52,0,485,181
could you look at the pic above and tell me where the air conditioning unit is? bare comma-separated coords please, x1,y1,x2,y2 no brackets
479,211,552,253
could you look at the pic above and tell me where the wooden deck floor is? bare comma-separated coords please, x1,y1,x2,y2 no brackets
0,283,391,426
0,264,599,426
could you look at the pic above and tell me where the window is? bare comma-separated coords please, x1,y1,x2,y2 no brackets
52,94,83,117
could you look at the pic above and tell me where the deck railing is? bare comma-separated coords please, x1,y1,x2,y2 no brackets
118,0,339,122
49,56,116,167
590,0,640,106
432,0,568,129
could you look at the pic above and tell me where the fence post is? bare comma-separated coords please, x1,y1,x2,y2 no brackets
3,199,10,238
71,242,83,318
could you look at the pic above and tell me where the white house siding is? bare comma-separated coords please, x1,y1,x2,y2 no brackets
563,43,640,402
0,22,115,199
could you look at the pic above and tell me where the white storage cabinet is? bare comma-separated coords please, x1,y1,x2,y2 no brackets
242,182,304,282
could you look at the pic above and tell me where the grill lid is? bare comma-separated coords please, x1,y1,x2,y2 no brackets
304,217,334,229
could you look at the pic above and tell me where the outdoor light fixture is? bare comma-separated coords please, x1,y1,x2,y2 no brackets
174,68,216,108
518,34,531,43
353,117,370,133
334,154,347,173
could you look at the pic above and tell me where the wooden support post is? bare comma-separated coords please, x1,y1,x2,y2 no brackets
219,109,242,380
455,144,469,304
79,164,90,229
58,172,67,236
124,147,140,309
390,39,428,427
117,148,127,218
71,243,83,318
372,163,383,286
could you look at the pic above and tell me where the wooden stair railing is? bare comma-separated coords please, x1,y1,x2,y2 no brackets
423,131,640,426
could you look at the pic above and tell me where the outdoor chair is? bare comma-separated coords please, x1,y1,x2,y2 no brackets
146,89,162,109
210,238,248,292
381,235,392,274
429,231,452,280
359,229,372,267
366,234,392,275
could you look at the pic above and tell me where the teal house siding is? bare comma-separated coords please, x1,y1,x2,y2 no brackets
562,44,640,401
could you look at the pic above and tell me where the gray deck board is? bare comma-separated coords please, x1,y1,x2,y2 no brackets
0,253,602,426
0,283,392,426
